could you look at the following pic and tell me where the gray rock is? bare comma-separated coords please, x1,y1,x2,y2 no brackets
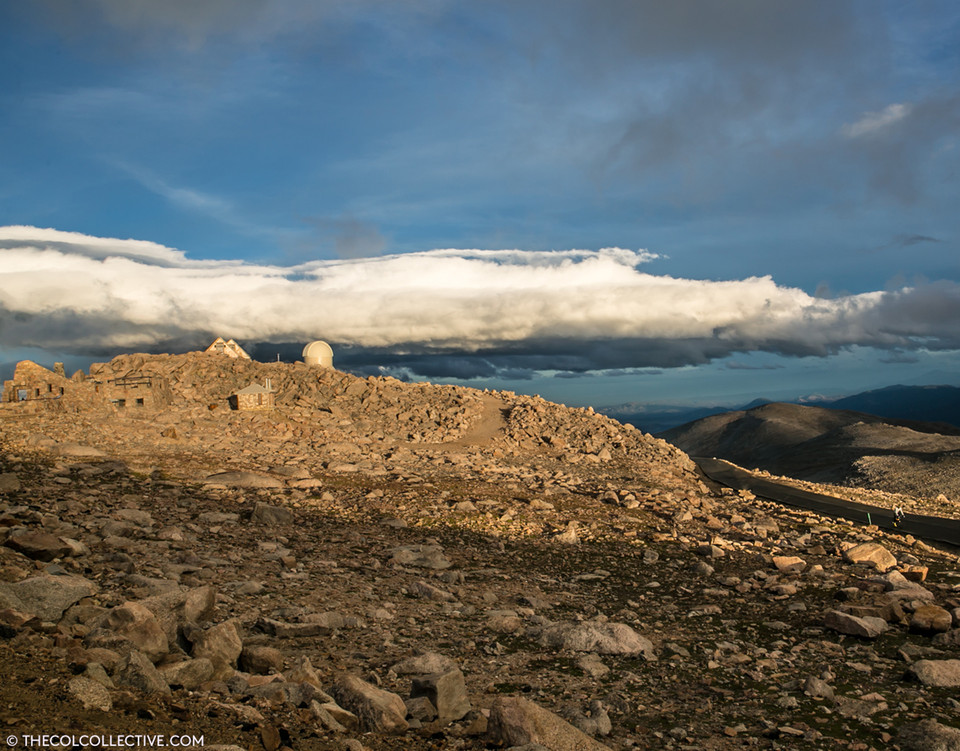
0,473,21,492
2,574,98,622
139,586,217,643
250,502,294,526
83,662,115,689
190,620,242,679
158,657,215,690
803,676,835,701
538,621,655,657
932,629,960,648
197,512,240,525
115,509,154,527
67,676,112,711
911,604,953,633
572,700,611,737
410,668,471,724
331,673,409,734
240,645,284,674
114,650,171,695
391,652,458,676
907,659,960,687
843,542,897,572
404,695,438,722
896,718,960,750
487,696,609,751
409,580,457,602
283,655,326,689
204,471,283,488
823,609,886,639
309,700,353,733
875,570,935,601
390,544,452,570
55,443,108,458
4,531,73,562
101,602,168,663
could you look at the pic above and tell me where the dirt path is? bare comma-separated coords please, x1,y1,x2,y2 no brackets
411,394,509,451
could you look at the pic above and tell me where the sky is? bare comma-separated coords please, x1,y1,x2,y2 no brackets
1,1,959,410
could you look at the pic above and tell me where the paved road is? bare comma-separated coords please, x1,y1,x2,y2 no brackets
694,456,960,548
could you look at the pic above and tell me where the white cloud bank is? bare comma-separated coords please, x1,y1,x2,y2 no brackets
1,226,958,375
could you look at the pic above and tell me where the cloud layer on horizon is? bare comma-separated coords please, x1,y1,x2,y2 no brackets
1,226,958,379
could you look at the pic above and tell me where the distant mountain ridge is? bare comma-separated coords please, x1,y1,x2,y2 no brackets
826,384,960,429
603,383,960,434
657,400,960,498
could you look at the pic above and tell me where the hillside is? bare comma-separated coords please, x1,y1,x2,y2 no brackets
605,384,960,435
1,353,960,750
659,402,960,498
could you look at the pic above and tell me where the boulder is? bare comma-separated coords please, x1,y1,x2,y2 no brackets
823,610,886,639
4,531,73,562
0,473,21,493
158,658,215,690
390,544,452,570
391,652,458,676
101,602,168,663
487,696,610,751
331,674,408,734
67,676,112,711
907,659,960,687
114,650,171,695
55,443,108,458
309,700,358,733
140,586,217,643
772,556,806,574
538,621,655,657
843,543,897,572
204,472,283,489
240,645,284,675
896,718,960,750
410,668,471,724
250,503,294,526
2,574,98,623
190,620,242,679
911,604,953,633
283,655,325,689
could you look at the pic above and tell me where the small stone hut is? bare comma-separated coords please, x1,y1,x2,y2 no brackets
230,379,275,411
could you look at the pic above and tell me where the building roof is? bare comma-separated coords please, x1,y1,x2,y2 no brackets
206,337,252,360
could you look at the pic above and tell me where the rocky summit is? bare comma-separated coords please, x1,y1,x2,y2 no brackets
1,351,960,750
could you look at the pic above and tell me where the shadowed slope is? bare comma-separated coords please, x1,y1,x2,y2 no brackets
660,402,960,493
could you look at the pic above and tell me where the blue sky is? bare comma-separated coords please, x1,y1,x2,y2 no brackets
1,1,959,409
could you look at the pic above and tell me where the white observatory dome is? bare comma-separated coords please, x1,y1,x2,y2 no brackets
302,340,334,368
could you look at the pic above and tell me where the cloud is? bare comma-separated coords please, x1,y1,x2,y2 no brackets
842,103,913,138
1,226,959,379
723,361,785,371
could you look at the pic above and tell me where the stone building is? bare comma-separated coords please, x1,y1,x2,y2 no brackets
2,360,172,413
206,337,251,360
230,379,276,411
2,360,70,404
94,373,173,411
